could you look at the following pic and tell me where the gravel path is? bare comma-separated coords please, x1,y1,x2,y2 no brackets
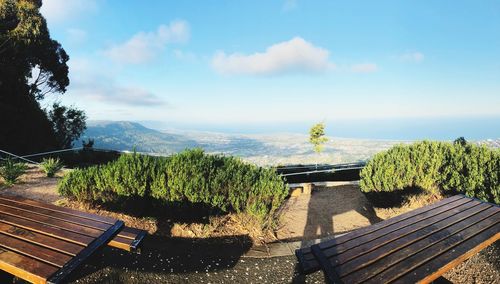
277,182,382,241
65,236,500,284
64,235,325,284
0,165,63,203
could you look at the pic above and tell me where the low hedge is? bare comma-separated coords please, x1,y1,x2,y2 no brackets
58,149,288,224
360,141,500,204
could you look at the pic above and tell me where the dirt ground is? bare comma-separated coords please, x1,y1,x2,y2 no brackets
276,182,383,241
0,165,64,203
1,167,499,283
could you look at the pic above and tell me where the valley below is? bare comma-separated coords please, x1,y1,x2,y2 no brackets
82,121,499,166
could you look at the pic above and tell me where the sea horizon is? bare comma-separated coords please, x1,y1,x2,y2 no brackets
134,115,499,141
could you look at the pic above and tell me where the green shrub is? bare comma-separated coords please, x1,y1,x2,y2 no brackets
0,159,28,186
360,141,500,204
41,158,64,177
58,167,99,202
58,149,288,225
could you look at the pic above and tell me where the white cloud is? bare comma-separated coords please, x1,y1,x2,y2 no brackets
173,49,198,62
66,28,88,44
212,37,333,75
282,0,298,11
68,58,166,106
350,63,378,73
104,21,190,64
399,51,425,63
73,85,166,106
41,0,97,23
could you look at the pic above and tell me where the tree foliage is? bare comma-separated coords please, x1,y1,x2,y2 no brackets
0,0,68,99
48,102,87,149
0,0,84,154
453,136,467,147
309,122,328,154
360,140,500,204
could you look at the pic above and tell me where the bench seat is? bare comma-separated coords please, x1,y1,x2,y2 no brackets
0,194,124,283
296,195,500,283
0,195,146,253
108,226,147,253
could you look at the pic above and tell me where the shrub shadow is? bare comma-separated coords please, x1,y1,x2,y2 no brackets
96,196,226,224
362,187,426,208
66,234,253,282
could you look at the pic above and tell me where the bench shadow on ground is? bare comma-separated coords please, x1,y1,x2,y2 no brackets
290,183,385,283
302,185,383,240
64,200,253,282
279,183,384,244
66,234,253,283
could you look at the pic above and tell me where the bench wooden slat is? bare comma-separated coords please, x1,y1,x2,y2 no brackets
296,195,466,272
319,194,465,249
339,205,499,283
0,233,72,267
0,194,125,283
0,195,142,242
394,222,500,284
109,236,136,251
299,195,500,284
0,195,116,224
117,226,146,240
0,195,146,254
0,198,111,231
300,198,472,268
0,246,59,284
0,221,84,256
108,227,147,252
365,213,500,284
0,204,103,238
0,213,94,246
322,196,472,254
47,220,124,283
322,200,481,263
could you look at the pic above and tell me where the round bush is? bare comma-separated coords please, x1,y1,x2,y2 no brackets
360,141,500,204
58,149,288,223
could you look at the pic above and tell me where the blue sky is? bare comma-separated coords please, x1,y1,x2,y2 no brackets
40,0,500,137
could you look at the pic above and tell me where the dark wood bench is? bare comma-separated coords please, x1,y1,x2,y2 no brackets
108,226,147,253
296,195,500,283
0,195,124,283
0,195,147,253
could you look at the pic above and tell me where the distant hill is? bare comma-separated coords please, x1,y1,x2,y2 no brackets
81,121,199,154
80,121,407,166
81,121,499,166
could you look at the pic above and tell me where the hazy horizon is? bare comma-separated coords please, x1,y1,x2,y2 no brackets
41,1,499,133
88,116,500,141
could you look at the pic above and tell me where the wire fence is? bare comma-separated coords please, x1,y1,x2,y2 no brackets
0,149,40,165
276,162,365,170
0,147,366,176
279,166,365,177
20,147,84,158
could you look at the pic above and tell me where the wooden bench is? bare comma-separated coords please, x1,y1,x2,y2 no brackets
296,195,500,283
0,195,124,283
0,195,147,253
108,226,147,253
